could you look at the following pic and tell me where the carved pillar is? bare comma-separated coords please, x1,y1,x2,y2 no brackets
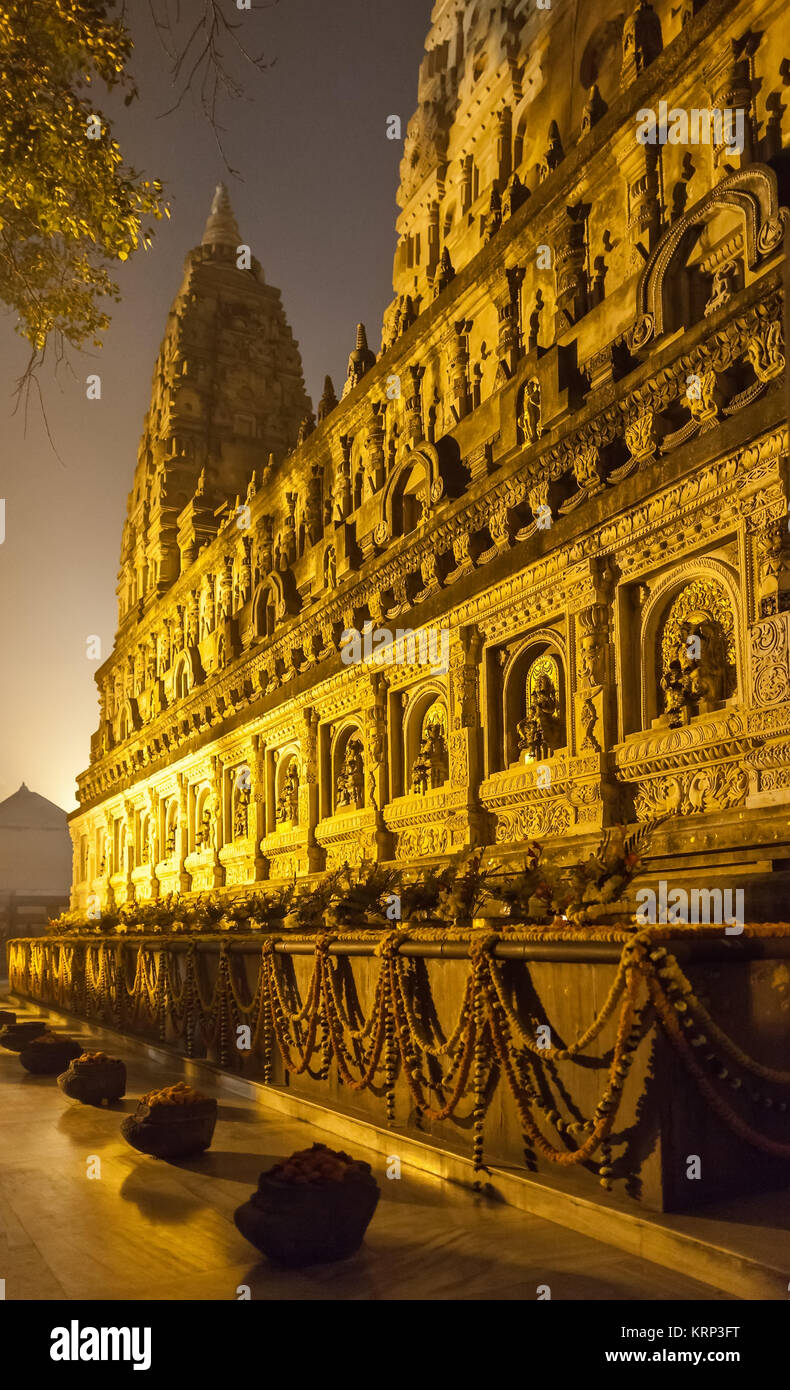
568,564,620,829
209,755,224,888
177,773,190,892
496,106,513,187
145,786,160,899
251,734,267,880
704,36,756,173
363,674,394,860
445,320,472,422
367,401,387,492
301,706,323,870
404,365,425,447
447,626,489,847
123,797,135,901
614,129,662,265
338,436,353,519
495,267,525,381
460,154,473,215
551,204,589,334
284,493,297,564
754,521,790,618
427,201,440,278
186,590,199,647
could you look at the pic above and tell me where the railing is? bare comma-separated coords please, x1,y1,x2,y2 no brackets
8,922,790,1199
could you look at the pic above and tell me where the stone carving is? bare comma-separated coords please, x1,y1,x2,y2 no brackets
634,765,747,820
750,614,790,707
620,0,662,89
233,780,250,839
705,261,738,317
540,121,564,181
495,799,572,842
658,580,736,725
573,444,605,494
580,84,607,137
341,324,376,399
746,319,785,383
335,737,364,810
317,375,338,422
410,712,449,795
624,409,657,464
517,659,565,760
518,377,542,444
276,761,300,825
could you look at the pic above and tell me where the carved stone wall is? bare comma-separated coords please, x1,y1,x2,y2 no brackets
69,0,790,908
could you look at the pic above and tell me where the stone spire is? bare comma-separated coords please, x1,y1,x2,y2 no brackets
341,324,376,399
201,183,241,249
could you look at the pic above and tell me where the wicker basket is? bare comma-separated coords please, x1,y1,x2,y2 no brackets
121,1095,217,1159
234,1158,380,1266
58,1055,127,1105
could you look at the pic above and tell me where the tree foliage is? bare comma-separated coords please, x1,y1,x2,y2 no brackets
0,0,167,368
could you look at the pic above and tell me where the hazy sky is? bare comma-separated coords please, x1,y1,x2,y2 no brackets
0,0,430,812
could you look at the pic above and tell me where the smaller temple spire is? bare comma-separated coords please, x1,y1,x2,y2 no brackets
341,324,376,399
317,375,338,422
202,183,241,248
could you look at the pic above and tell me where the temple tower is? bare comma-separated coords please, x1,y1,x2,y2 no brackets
118,185,311,630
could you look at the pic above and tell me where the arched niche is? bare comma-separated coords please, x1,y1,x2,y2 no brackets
501,633,568,767
404,685,449,794
252,572,300,638
164,798,179,859
139,812,150,865
275,746,301,826
331,721,365,813
231,764,251,841
377,445,443,545
116,819,127,875
640,564,742,730
117,697,140,742
630,167,787,349
194,785,212,851
172,648,203,701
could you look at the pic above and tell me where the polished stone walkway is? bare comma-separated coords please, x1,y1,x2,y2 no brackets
0,1001,731,1301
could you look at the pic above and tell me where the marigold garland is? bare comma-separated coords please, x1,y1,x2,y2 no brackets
7,922,790,1176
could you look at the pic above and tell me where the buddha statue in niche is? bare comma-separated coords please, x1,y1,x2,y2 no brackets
335,738,364,810
659,606,731,725
233,783,250,840
410,718,449,794
276,761,300,825
517,668,564,761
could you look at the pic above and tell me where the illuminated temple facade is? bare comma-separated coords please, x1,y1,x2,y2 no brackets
69,0,789,911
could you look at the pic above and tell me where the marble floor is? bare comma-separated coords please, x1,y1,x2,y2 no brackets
0,1001,732,1301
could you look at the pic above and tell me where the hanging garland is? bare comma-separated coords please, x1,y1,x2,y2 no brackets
8,921,790,1176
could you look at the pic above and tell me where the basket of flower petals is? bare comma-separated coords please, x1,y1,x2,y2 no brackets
0,1019,48,1051
234,1142,380,1266
121,1081,217,1159
58,1051,127,1105
18,1031,83,1074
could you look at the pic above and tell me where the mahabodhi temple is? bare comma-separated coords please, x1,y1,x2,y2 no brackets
7,0,790,1300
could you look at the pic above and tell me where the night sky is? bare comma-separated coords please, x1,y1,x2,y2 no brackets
0,0,431,811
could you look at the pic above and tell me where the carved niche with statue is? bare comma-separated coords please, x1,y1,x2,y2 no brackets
335,737,365,811
656,581,736,728
517,656,566,761
410,704,449,795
